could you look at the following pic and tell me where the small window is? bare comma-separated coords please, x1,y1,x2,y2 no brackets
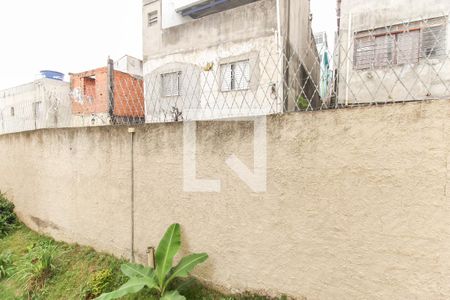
148,11,158,27
83,76,96,100
161,72,181,97
421,23,447,58
315,35,324,45
10,107,14,117
221,60,250,92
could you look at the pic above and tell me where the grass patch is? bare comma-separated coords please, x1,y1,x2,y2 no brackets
0,225,287,299
0,225,128,299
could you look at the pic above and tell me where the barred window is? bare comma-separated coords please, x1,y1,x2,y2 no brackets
354,36,375,69
354,16,447,69
421,23,447,58
374,35,395,67
161,71,181,97
221,60,250,92
397,30,420,64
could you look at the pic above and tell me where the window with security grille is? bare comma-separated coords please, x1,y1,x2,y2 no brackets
354,16,447,69
148,11,158,27
397,30,420,64
221,60,250,92
161,72,181,97
374,34,395,67
421,23,447,58
354,36,375,69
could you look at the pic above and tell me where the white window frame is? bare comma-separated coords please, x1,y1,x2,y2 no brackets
161,71,181,97
220,60,251,92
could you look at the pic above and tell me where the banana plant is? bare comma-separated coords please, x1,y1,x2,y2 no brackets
96,224,208,300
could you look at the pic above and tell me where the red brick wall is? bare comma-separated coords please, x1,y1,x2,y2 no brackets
70,68,144,118
71,68,108,115
113,71,144,118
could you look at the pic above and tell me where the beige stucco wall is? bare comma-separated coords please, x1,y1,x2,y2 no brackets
1,100,450,299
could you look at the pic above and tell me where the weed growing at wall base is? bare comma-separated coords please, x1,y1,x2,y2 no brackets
96,223,208,300
0,190,289,300
83,268,115,299
12,240,59,297
0,225,290,299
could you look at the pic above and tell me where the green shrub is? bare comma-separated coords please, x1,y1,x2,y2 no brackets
0,251,13,279
13,240,58,296
0,192,18,237
83,268,115,299
296,96,309,110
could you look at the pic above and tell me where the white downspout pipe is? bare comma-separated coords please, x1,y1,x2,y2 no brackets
345,12,352,106
276,0,283,112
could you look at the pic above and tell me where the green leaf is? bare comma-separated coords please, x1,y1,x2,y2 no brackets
175,278,196,293
164,253,208,289
160,290,186,300
121,263,154,278
155,224,181,286
94,277,150,300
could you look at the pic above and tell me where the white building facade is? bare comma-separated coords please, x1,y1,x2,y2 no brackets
142,0,319,122
114,55,144,78
0,78,71,134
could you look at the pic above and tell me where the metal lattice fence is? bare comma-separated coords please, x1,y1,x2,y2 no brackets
0,14,449,134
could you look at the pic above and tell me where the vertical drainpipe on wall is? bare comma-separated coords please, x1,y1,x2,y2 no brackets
276,0,283,112
344,12,352,106
107,58,115,124
129,127,136,262
334,0,341,108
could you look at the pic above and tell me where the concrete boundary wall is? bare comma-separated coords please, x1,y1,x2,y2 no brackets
1,100,450,299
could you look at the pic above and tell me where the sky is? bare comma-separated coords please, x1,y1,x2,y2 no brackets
311,0,338,51
0,0,336,90
0,0,142,90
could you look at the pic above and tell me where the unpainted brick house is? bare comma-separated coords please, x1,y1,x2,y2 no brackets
70,60,145,126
